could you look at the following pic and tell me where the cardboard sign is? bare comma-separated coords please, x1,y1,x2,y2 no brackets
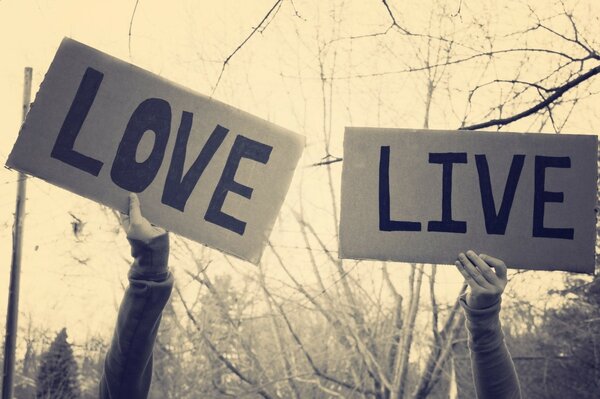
339,128,597,273
7,38,304,264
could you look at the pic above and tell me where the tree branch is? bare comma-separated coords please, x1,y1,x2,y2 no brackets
310,62,599,166
174,285,276,399
128,0,141,58
381,0,411,34
262,278,378,396
462,64,600,130
212,0,284,95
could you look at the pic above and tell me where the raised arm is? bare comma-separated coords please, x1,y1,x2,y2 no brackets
99,194,174,399
455,251,521,399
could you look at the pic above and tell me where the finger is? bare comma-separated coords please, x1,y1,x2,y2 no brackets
466,250,499,286
119,212,130,228
480,254,508,280
458,253,490,288
455,261,477,288
151,225,167,235
128,193,143,225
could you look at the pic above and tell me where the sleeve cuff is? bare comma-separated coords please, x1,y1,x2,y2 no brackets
459,293,501,321
459,293,505,353
128,234,170,281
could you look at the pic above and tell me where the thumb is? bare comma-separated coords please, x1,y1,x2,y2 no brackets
128,193,143,225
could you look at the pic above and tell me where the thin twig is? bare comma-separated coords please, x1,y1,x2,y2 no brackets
212,0,284,95
381,0,411,34
128,0,140,59
309,155,343,167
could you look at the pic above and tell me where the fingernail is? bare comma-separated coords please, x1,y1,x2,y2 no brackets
458,253,465,259
467,250,475,256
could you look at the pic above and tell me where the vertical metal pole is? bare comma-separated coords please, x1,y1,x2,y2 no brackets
2,67,32,399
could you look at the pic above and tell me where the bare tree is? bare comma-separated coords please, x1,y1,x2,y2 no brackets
127,1,600,398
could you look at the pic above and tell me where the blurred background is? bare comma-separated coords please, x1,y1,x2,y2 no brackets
0,0,599,397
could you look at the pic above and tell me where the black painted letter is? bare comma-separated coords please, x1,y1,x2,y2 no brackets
427,152,467,233
51,67,104,176
162,117,229,211
204,135,273,235
475,154,525,235
533,156,574,239
378,146,421,231
110,98,171,192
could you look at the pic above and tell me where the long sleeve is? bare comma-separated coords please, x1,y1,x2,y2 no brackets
99,234,173,399
460,295,521,399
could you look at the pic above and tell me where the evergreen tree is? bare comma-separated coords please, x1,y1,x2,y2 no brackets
36,328,81,399
533,273,600,398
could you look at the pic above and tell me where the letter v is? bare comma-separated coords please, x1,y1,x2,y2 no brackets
475,154,525,235
162,115,229,211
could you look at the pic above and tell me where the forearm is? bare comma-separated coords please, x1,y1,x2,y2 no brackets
460,295,521,399
100,234,173,399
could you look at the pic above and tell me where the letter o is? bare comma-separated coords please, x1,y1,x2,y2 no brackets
110,98,171,192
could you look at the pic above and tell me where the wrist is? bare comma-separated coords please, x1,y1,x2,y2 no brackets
466,292,501,310
128,233,170,280
459,293,502,321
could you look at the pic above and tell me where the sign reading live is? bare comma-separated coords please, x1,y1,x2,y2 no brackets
339,128,597,273
7,38,304,264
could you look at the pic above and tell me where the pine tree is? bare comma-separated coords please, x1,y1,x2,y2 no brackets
36,328,81,399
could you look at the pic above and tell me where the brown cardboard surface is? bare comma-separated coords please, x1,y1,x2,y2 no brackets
7,38,304,264
339,127,597,273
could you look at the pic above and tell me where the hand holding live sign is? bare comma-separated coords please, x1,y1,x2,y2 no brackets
455,250,507,309
454,251,522,399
